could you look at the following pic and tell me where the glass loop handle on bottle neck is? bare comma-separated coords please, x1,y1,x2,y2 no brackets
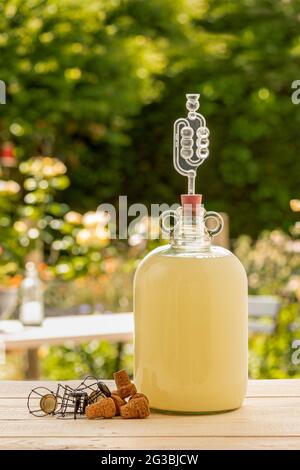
160,208,223,239
204,211,224,237
159,209,181,237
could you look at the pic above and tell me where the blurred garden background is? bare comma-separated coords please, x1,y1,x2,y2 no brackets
0,0,300,380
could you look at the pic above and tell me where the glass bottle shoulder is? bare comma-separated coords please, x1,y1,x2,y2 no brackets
134,243,247,286
140,243,233,261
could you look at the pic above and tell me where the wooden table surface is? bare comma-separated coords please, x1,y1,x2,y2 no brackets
1,379,300,450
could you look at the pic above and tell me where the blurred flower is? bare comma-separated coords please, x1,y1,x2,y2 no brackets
65,67,82,80
64,211,82,225
0,216,10,227
102,257,118,274
270,230,286,246
290,199,300,212
19,236,30,247
50,219,63,230
76,229,91,246
0,179,20,195
28,228,40,239
39,179,49,189
128,216,160,247
62,236,74,249
38,263,54,281
285,276,300,303
129,216,160,242
234,229,300,299
133,218,148,235
0,273,22,288
249,273,260,288
286,240,300,253
24,178,37,191
50,175,70,190
56,263,71,275
37,219,47,229
90,252,101,262
20,156,67,178
0,141,17,167
24,191,50,204
95,226,110,241
286,277,300,293
129,233,144,246
82,210,110,227
52,240,64,250
291,221,300,236
76,226,110,247
13,220,28,233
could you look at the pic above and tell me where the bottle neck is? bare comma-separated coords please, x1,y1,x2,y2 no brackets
161,204,224,252
171,209,211,252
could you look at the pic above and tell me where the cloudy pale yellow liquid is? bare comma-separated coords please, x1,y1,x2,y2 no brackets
134,246,248,413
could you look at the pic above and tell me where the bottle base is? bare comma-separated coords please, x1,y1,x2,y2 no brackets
150,406,240,415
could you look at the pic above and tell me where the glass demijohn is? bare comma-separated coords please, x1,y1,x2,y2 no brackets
134,94,248,414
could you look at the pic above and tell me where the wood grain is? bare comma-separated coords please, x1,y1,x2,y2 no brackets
1,379,300,449
1,437,300,450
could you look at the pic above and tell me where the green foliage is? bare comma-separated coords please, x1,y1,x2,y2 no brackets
41,341,133,380
0,0,300,380
235,229,300,378
0,0,299,236
0,183,23,281
235,230,300,297
0,155,116,281
249,303,300,379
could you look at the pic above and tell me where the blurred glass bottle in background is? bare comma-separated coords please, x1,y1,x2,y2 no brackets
20,262,44,326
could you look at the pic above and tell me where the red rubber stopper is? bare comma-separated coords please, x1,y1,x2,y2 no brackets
181,194,202,215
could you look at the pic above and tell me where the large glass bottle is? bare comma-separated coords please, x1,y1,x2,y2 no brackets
133,94,248,413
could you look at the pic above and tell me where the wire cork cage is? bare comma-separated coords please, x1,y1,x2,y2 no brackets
27,375,111,419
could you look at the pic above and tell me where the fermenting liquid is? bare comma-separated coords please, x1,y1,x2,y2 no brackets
134,245,248,413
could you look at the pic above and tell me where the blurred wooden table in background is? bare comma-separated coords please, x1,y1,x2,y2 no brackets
0,313,133,378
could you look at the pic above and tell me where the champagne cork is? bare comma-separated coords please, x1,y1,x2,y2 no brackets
118,383,137,399
129,393,149,404
85,397,116,419
120,397,150,419
111,394,126,415
113,369,137,399
113,369,131,388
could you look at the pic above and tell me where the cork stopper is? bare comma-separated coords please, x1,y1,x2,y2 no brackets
111,394,126,415
85,397,116,419
181,194,202,215
113,369,130,389
120,397,150,419
113,369,137,398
